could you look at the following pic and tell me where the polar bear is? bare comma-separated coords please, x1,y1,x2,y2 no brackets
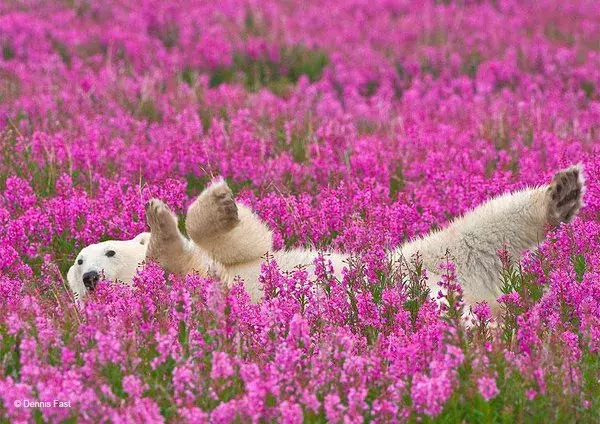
67,165,585,316
66,232,151,300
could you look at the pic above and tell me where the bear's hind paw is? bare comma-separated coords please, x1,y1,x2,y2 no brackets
546,164,585,225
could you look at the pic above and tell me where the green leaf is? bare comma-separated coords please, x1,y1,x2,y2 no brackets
573,254,586,283
101,363,127,399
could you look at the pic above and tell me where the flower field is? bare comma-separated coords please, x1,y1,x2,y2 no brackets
1,0,600,422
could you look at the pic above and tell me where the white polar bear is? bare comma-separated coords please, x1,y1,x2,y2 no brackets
67,165,585,316
66,232,151,300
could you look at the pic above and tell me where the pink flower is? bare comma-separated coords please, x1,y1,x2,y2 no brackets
477,376,499,401
211,352,234,380
279,401,303,424
498,292,522,307
324,394,344,422
211,401,239,423
411,371,454,417
1,1,599,421
526,389,537,401
472,302,492,323
123,375,145,398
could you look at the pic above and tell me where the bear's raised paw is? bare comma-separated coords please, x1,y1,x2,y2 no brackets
145,199,179,239
546,164,585,225
212,186,239,229
186,179,240,241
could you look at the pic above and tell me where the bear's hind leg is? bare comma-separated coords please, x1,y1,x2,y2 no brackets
186,179,273,265
546,164,585,226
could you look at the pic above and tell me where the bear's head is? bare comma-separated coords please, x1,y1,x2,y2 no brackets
67,232,150,300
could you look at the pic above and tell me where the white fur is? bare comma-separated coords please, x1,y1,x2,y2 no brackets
66,232,150,300
394,187,549,313
67,166,585,315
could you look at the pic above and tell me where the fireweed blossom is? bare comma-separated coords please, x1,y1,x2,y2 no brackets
1,0,600,422
477,376,500,401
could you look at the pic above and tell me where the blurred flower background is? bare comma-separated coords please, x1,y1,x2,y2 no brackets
0,0,599,422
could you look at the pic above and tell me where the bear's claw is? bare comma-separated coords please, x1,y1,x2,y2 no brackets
547,164,585,225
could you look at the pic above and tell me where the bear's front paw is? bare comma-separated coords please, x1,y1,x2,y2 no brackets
546,164,585,225
209,183,239,231
145,199,179,238
186,179,240,240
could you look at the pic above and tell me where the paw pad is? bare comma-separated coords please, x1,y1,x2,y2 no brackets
145,198,178,234
547,165,585,225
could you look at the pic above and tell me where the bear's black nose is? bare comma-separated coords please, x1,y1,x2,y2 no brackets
82,271,100,291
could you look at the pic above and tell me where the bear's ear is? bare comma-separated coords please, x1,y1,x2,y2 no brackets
133,232,151,246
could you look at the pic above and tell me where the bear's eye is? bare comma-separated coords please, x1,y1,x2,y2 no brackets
106,250,116,258
77,259,83,265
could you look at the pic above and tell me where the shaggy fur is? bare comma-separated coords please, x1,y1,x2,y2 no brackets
68,165,585,313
